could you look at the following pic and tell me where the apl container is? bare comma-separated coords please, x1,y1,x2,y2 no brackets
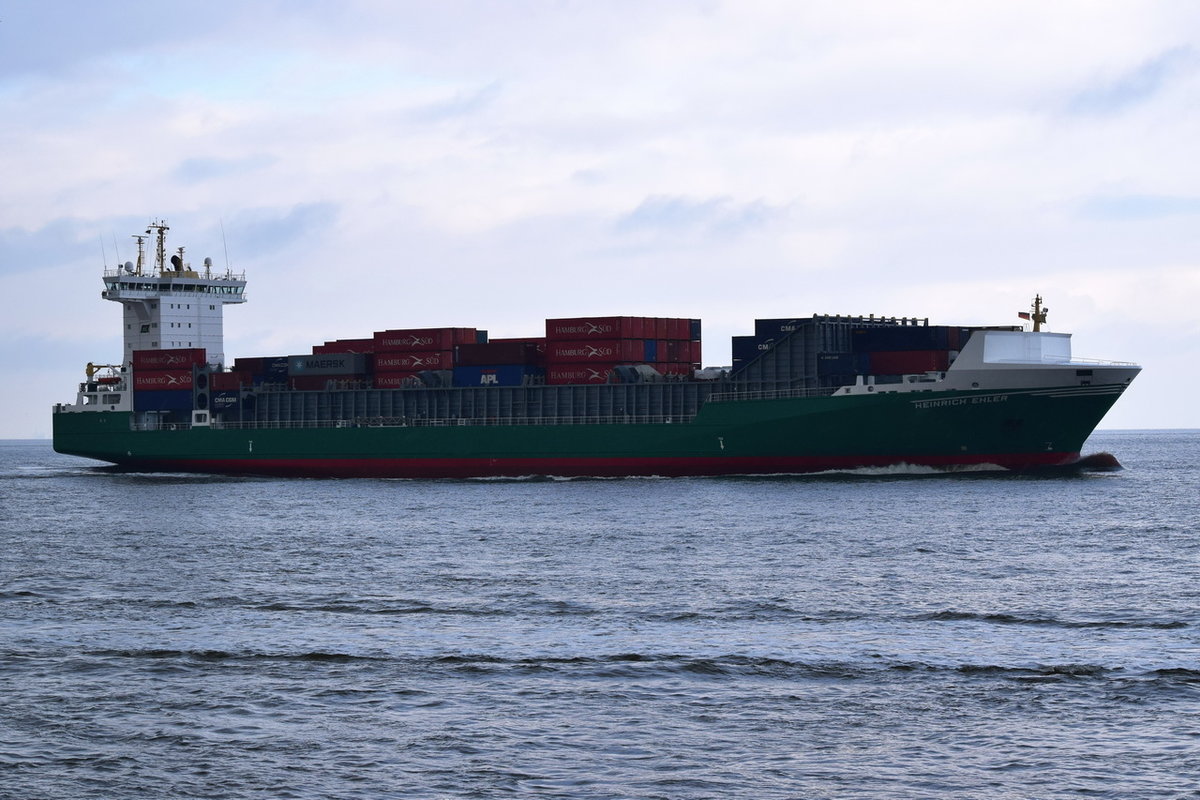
452,365,542,387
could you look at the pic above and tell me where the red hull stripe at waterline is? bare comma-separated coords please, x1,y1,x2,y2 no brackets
118,451,1083,478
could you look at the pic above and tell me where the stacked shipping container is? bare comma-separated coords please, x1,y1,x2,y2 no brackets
132,348,207,412
544,316,701,385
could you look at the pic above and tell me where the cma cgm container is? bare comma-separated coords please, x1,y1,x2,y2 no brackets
374,328,477,352
132,348,206,370
375,351,453,371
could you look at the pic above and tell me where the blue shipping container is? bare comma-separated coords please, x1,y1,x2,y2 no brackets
851,325,950,353
452,365,541,387
134,389,193,412
212,390,240,411
643,340,658,362
756,318,816,340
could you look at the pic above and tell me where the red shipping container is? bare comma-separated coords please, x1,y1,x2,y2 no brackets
545,317,645,341
668,318,687,340
314,338,374,354
134,369,194,391
868,350,950,374
133,348,206,370
546,339,645,363
374,328,476,352
546,364,615,385
233,356,263,373
456,342,544,367
489,336,546,349
375,350,453,370
210,371,245,391
374,371,421,388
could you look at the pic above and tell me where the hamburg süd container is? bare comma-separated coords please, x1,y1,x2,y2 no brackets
374,351,454,371
373,328,477,352
132,348,207,370
133,369,194,391
546,339,647,363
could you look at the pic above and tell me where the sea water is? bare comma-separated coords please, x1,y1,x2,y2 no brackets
1,431,1197,799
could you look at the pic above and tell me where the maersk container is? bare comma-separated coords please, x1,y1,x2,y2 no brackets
132,348,207,371
689,319,702,341
133,389,193,411
288,353,369,376
452,364,542,387
642,340,658,362
375,351,453,371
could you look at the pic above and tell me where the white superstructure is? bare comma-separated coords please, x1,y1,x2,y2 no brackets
101,220,246,368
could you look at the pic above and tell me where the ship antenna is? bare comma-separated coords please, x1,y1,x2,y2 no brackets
220,217,231,270
100,235,108,269
133,234,147,275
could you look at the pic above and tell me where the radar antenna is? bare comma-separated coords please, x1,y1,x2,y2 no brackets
1019,295,1049,332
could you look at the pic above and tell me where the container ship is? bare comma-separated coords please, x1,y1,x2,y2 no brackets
52,222,1141,478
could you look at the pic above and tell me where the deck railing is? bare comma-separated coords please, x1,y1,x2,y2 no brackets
131,412,698,432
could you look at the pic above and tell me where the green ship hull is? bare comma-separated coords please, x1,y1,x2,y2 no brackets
53,383,1125,478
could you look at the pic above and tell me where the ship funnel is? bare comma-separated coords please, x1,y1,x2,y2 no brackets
170,254,183,271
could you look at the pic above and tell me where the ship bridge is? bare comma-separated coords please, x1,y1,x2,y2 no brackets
102,220,246,368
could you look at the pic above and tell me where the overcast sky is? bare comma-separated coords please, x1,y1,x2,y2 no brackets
3,1,1197,437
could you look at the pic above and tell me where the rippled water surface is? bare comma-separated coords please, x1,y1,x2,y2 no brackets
2,431,1198,799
